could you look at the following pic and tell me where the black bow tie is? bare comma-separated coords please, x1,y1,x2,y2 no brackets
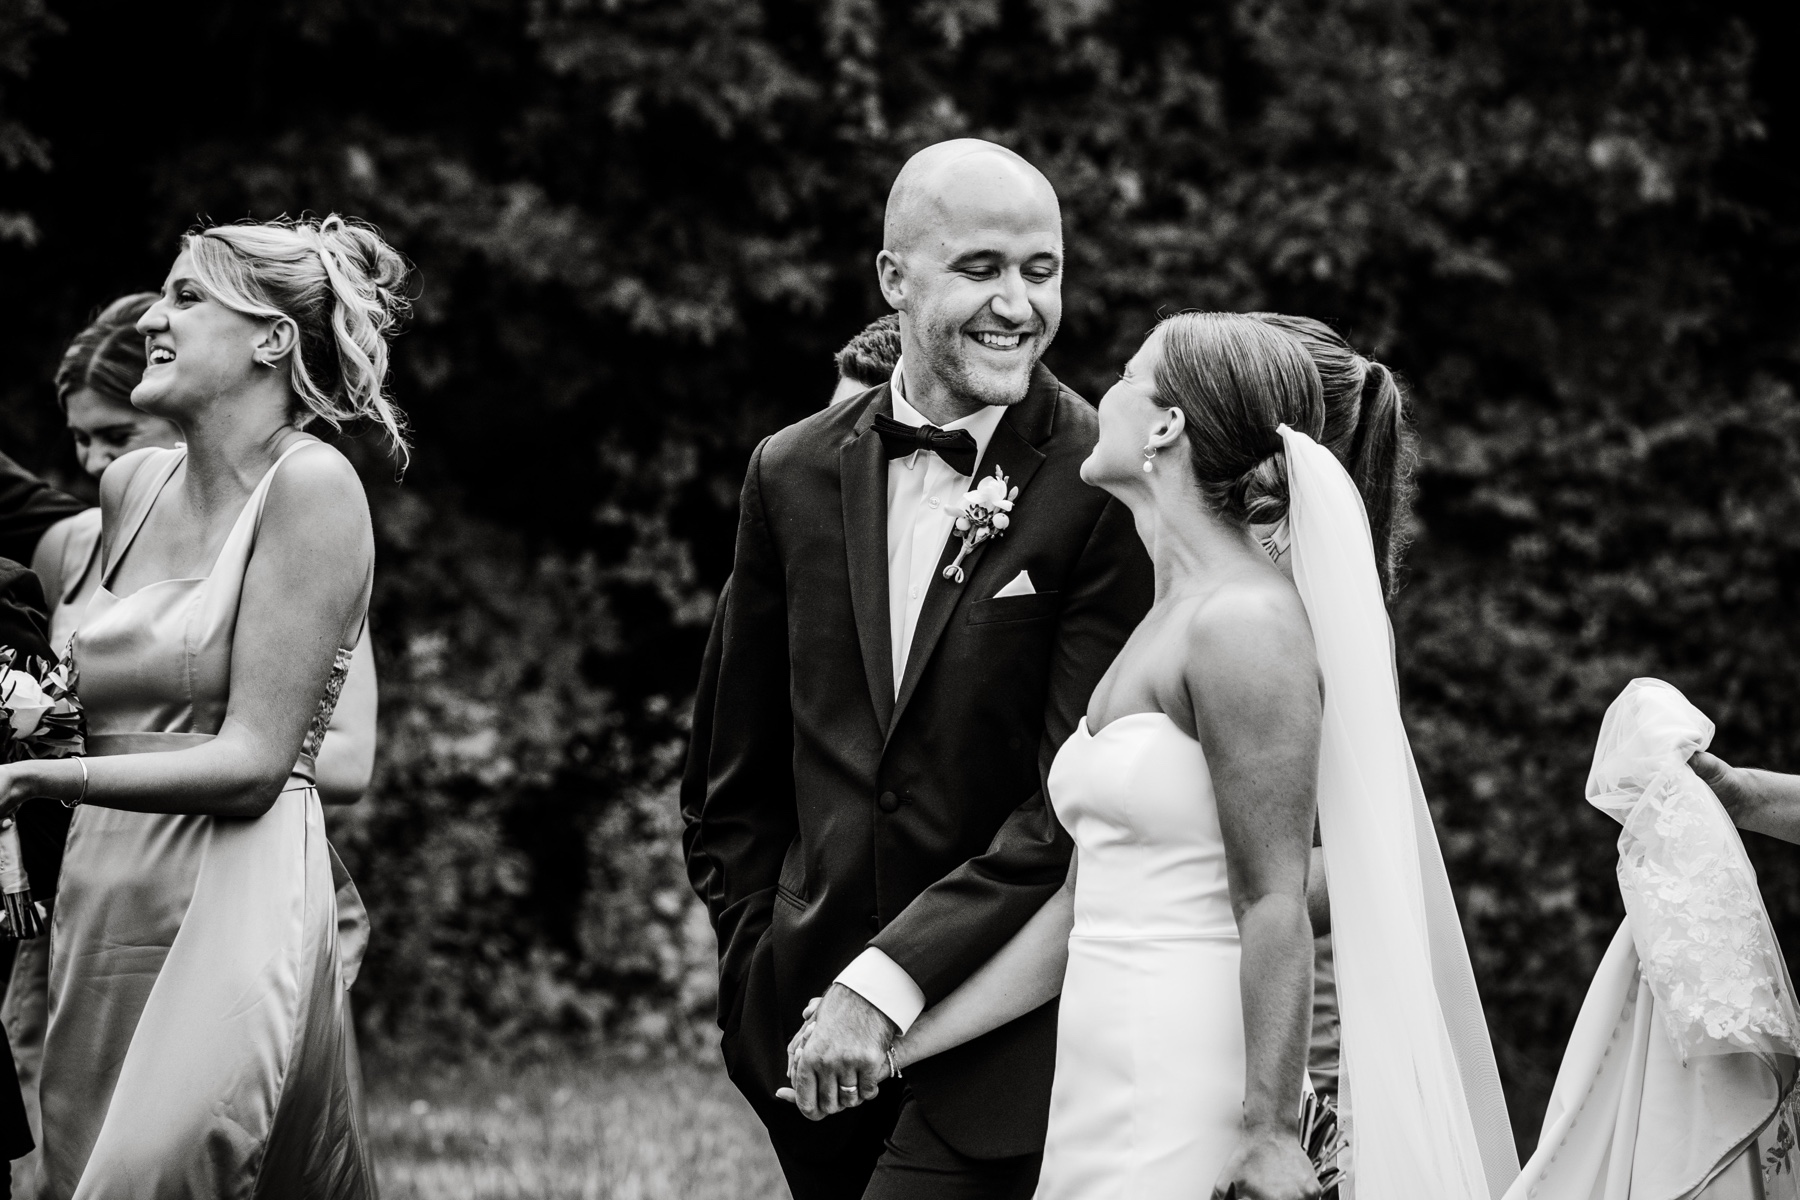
872,413,979,476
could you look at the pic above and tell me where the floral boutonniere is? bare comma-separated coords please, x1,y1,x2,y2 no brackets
944,466,1018,583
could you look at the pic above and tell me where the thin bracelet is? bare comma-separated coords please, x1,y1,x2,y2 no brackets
62,758,88,810
886,1046,903,1079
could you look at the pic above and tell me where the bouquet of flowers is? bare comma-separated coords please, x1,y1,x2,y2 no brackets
1299,1089,1346,1197
0,646,85,939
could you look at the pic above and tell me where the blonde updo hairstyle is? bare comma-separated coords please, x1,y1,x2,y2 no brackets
1150,312,1325,531
1249,313,1417,598
183,214,412,460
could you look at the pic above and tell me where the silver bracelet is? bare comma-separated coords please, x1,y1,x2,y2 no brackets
886,1046,903,1079
61,758,88,809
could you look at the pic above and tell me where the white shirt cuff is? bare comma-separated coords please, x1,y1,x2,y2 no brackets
834,947,927,1034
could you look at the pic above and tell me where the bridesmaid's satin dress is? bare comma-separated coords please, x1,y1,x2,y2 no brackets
37,443,375,1199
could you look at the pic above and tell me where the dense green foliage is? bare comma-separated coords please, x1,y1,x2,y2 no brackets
2,0,1795,1143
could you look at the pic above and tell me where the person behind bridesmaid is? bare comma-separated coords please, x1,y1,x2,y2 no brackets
0,212,407,1198
829,313,902,405
4,291,383,1197
31,294,182,654
1250,313,1415,1101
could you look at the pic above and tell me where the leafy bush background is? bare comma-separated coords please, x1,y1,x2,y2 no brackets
3,0,1797,1147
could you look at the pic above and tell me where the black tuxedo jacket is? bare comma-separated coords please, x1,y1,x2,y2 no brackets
0,450,85,568
681,365,1152,1158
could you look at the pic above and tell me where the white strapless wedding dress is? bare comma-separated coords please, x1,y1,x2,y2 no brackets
1036,711,1246,1199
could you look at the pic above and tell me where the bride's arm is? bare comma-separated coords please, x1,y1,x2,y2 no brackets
1189,591,1323,1200
0,447,372,820
888,852,1078,1072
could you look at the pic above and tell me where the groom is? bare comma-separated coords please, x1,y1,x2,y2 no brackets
681,139,1152,1199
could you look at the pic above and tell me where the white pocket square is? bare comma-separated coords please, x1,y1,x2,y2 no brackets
993,570,1036,599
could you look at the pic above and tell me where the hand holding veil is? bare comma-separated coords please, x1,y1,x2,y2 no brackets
1504,680,1800,1199
1278,425,1520,1199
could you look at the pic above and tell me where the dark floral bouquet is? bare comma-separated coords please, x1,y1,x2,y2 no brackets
0,646,85,938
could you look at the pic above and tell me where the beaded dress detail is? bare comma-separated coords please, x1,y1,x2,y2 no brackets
301,647,357,763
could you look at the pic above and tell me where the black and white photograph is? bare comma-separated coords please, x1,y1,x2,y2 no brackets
1,1,1797,1197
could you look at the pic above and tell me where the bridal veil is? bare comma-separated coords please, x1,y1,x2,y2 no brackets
1279,425,1520,1198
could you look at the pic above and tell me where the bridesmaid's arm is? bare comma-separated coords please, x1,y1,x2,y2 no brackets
1693,752,1800,844
885,853,1078,1072
313,624,377,805
1187,591,1322,1200
0,446,372,820
28,514,77,610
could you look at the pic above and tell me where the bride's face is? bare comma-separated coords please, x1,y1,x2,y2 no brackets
1082,329,1176,491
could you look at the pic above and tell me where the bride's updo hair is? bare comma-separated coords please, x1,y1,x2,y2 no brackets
183,214,412,459
1151,312,1325,530
1250,313,1417,598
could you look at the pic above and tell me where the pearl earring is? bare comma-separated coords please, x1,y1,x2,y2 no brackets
1142,446,1157,474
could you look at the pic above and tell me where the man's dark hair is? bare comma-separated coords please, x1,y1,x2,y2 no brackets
833,313,902,388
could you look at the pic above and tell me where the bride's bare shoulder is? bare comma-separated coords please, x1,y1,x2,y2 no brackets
1178,577,1320,726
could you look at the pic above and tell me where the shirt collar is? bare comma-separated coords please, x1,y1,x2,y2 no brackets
889,356,1007,475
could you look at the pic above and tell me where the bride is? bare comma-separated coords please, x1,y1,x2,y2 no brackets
856,313,1519,1198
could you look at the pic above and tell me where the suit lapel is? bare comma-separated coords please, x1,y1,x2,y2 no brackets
887,373,1057,741
841,391,896,731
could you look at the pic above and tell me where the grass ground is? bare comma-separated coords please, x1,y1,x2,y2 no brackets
367,1054,792,1200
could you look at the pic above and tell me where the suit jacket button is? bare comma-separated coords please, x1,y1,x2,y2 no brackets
878,791,900,813
869,914,881,931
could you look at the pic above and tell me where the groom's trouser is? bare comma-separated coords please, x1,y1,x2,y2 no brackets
761,1084,1041,1200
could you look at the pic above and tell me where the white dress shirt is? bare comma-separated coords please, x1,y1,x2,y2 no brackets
834,359,1005,1033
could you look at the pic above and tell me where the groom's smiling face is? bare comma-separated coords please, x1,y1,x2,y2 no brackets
878,145,1064,416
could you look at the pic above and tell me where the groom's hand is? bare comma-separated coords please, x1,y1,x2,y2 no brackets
787,983,896,1121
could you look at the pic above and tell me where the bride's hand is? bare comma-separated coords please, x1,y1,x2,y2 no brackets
1210,1126,1321,1200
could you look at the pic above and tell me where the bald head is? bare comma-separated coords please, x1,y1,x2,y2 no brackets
883,139,1061,257
872,140,1065,422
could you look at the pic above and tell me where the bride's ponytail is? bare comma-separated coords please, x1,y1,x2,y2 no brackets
1249,314,1417,598
1348,360,1417,599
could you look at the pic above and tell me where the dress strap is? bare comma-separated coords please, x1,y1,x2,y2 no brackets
241,438,326,536
101,449,185,588
202,437,328,584
59,508,104,607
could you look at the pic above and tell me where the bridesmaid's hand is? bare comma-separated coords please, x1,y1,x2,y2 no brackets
1212,1127,1321,1200
0,763,22,821
1692,751,1753,822
0,762,38,822
0,758,81,822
